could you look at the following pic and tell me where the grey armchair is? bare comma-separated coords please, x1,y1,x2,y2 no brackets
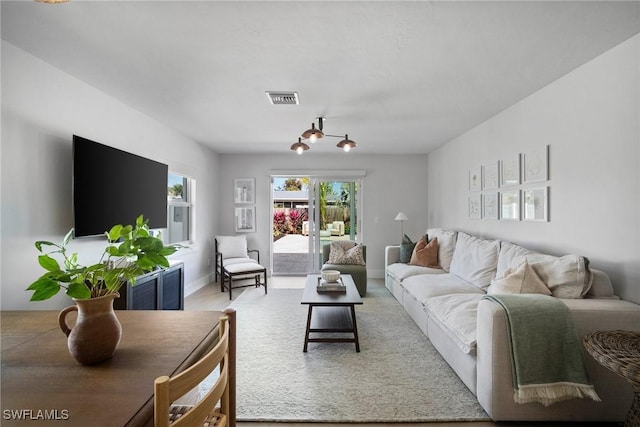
321,242,367,296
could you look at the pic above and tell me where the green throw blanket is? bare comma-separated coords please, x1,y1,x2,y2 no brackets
483,294,601,406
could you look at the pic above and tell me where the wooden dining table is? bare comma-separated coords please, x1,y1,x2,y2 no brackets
1,309,236,427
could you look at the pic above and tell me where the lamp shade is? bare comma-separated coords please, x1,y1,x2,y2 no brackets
301,122,324,143
336,134,357,152
394,212,408,221
290,138,309,155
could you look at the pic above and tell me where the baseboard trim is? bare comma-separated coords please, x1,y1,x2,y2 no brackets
185,273,214,297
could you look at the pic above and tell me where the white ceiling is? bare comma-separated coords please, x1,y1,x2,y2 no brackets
2,1,639,155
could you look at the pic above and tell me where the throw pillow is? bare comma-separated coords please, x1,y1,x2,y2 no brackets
328,241,366,265
487,260,551,295
400,234,417,263
409,236,439,268
215,235,248,259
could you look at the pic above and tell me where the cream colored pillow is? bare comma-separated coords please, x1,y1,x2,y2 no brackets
409,236,439,268
215,235,248,258
328,241,365,265
487,260,551,295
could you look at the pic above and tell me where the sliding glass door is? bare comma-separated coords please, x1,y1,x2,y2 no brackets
271,174,362,275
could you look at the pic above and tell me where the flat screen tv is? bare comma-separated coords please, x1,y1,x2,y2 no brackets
73,135,168,237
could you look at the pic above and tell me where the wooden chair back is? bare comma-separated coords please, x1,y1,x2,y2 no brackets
154,314,231,427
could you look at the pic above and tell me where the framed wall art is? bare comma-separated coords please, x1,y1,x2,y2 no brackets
483,162,499,190
469,193,481,219
483,192,499,220
500,154,520,187
234,178,255,204
523,146,549,183
234,206,256,232
500,190,520,221
469,166,482,191
522,187,548,221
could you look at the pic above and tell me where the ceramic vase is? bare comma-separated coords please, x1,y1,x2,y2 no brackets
58,293,122,365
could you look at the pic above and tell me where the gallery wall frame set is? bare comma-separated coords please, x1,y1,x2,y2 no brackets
468,145,549,221
234,178,256,232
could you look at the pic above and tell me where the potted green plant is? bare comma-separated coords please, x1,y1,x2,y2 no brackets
26,214,179,365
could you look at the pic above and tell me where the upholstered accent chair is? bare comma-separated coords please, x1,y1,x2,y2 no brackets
215,235,267,300
321,241,367,296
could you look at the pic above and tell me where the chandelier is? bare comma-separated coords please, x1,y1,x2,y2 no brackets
291,117,357,155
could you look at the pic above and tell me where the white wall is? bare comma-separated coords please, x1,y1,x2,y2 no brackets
427,35,640,303
217,153,429,278
1,42,219,310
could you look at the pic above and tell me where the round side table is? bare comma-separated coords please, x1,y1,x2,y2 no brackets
584,330,640,427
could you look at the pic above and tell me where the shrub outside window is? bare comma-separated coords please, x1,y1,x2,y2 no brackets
168,173,195,244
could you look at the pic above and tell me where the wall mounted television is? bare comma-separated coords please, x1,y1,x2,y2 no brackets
73,135,168,238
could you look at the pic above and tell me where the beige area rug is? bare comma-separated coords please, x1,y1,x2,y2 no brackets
228,281,490,422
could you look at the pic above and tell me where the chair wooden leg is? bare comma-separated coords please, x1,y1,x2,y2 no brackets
263,270,268,295
228,275,233,300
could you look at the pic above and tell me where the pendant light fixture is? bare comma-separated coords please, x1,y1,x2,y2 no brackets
291,116,358,154
290,138,309,155
301,117,325,143
336,134,357,152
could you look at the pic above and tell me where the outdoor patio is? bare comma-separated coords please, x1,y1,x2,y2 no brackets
272,234,353,274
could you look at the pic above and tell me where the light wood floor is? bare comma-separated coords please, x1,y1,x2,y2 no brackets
185,277,623,427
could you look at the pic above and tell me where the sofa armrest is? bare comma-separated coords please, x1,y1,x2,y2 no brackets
385,245,400,267
476,297,640,421
586,268,618,299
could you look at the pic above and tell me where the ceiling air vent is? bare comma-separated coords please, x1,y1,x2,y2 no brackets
266,91,299,105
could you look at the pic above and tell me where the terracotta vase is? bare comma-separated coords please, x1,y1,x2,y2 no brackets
58,293,122,365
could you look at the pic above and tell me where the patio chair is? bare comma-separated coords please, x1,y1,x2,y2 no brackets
215,235,267,300
327,221,345,236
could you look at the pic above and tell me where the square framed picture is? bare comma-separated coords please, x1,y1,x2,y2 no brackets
234,178,255,204
483,162,499,190
500,190,520,221
234,206,256,232
469,193,481,219
522,187,548,221
523,146,549,183
500,154,520,187
483,192,499,220
469,166,482,191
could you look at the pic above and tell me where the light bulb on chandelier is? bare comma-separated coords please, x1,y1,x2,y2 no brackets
302,121,324,144
337,135,356,152
290,137,309,155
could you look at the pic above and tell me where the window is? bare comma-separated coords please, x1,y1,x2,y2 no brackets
168,172,195,244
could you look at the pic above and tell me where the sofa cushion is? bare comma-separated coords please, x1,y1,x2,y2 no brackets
386,263,445,283
496,241,535,278
426,228,457,272
487,261,551,295
425,294,484,354
409,236,439,268
400,234,417,263
449,232,500,290
497,241,592,299
526,253,591,299
402,273,484,304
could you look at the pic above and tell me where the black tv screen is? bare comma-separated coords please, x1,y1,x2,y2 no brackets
73,135,168,237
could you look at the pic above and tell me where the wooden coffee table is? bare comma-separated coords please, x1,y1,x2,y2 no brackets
301,274,363,352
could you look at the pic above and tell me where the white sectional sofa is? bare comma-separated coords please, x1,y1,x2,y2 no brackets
385,228,640,422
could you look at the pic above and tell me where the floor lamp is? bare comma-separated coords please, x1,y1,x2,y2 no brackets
394,212,408,243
